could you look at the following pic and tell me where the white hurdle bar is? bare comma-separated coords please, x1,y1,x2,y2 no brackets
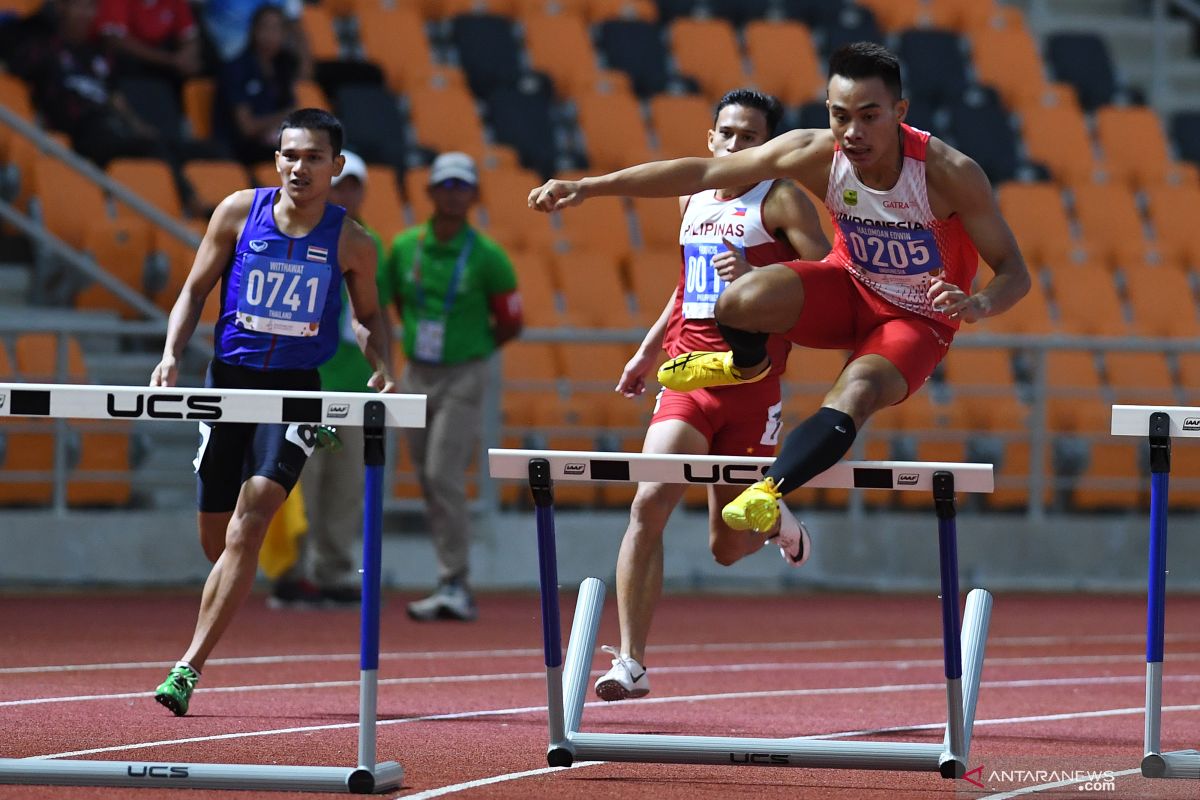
0,383,426,794
1112,405,1200,780
488,449,994,779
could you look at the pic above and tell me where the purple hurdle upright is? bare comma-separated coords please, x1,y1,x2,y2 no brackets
489,449,994,778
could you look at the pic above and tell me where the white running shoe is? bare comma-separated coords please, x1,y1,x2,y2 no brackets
771,504,811,567
593,645,650,701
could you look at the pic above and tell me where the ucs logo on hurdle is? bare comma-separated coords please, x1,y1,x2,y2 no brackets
126,764,189,779
106,393,223,420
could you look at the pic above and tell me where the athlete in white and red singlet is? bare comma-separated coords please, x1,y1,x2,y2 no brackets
589,90,829,702
529,42,1031,535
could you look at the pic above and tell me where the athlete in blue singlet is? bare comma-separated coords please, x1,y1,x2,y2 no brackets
149,108,394,716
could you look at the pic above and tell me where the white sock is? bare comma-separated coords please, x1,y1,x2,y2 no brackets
175,660,200,677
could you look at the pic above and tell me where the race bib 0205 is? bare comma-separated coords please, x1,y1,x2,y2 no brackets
681,242,728,319
837,219,943,278
237,254,333,337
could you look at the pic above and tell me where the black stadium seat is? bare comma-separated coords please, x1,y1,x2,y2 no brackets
450,14,523,98
707,0,771,27
820,4,884,57
1045,32,1117,111
336,84,407,168
1170,110,1200,166
898,29,969,109
486,80,560,178
946,87,1020,184
595,19,671,97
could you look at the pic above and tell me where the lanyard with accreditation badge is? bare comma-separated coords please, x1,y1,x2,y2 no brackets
411,226,476,363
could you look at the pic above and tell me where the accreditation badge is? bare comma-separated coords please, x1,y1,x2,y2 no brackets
414,318,447,363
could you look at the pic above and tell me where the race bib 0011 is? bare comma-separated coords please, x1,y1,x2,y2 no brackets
237,254,333,337
681,242,728,319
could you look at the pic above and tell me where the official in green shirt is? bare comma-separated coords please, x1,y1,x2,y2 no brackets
382,151,524,621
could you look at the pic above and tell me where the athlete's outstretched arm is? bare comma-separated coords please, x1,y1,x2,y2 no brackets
528,130,829,212
618,287,677,398
927,152,1031,322
150,190,253,387
341,220,395,392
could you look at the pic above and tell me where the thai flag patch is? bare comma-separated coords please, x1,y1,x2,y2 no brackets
732,206,747,216
306,245,328,263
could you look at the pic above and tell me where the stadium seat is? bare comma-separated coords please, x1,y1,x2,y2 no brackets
502,341,561,383
821,4,884,57
627,246,680,326
1171,110,1200,166
1105,351,1177,404
485,82,560,177
116,75,185,142
506,249,562,328
967,11,1048,112
944,87,1020,184
631,196,683,252
76,218,155,319
940,347,1015,391
449,14,523,97
704,0,769,26
182,78,215,140
69,427,133,507
556,195,634,261
559,342,630,387
14,333,87,383
294,79,332,111
479,166,555,252
300,4,340,61
1123,262,1200,338
1143,183,1200,268
360,165,407,244
406,83,488,158
336,84,408,169
108,158,183,221
595,19,670,96
1044,350,1104,398
0,73,35,166
1044,32,1117,112
523,12,602,98
669,18,746,102
1094,105,1175,190
971,272,1055,335
743,20,824,108
586,0,656,24
996,182,1073,270
897,29,969,109
647,94,711,160
357,5,435,94
30,155,109,251
1018,103,1100,185
856,0,923,33
1068,179,1152,268
553,251,635,328
1072,441,1142,511
182,161,249,213
777,0,843,28
0,423,56,506
926,0,999,34
575,89,655,172
1051,261,1129,336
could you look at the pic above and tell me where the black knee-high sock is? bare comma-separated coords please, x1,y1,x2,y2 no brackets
716,321,768,369
766,407,857,493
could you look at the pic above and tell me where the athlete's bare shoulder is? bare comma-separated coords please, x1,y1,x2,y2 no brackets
923,135,992,215
923,136,985,186
209,189,256,238
337,215,377,265
764,177,820,219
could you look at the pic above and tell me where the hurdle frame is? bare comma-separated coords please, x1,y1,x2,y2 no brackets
0,383,424,793
488,448,995,778
1112,404,1200,779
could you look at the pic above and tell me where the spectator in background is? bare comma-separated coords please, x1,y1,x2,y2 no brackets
93,0,202,86
200,0,310,76
214,3,298,165
272,151,385,608
382,153,523,622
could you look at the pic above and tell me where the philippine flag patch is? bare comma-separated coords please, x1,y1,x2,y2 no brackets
306,245,328,263
732,206,747,217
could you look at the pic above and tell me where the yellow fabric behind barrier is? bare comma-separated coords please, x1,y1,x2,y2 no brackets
259,488,307,579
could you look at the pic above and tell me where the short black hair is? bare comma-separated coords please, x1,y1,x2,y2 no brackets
713,89,783,137
827,42,903,100
277,108,343,155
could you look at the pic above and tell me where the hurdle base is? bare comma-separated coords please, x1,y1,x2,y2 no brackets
568,732,945,772
938,756,966,779
0,758,404,793
547,746,575,768
1142,750,1200,779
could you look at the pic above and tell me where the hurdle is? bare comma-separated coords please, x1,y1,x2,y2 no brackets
0,382,425,793
488,448,994,778
1112,405,1200,779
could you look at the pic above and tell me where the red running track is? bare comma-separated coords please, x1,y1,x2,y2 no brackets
2,590,1200,799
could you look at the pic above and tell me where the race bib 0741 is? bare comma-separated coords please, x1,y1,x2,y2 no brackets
237,254,333,337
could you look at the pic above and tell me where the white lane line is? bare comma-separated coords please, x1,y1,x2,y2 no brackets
9,651,1200,707
396,763,602,800
977,767,1143,799
28,676,1200,759
6,631,1196,674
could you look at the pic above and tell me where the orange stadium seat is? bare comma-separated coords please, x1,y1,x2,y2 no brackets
944,393,1029,433
631,196,683,252
1143,183,1200,268
1094,105,1174,190
552,251,635,328
299,5,340,61
970,273,1054,335
1177,354,1200,404
1050,262,1130,336
559,342,630,387
479,166,555,252
575,89,654,173
182,161,249,212
0,73,36,166
648,94,712,160
152,223,207,315
502,341,561,382
359,166,407,243
743,21,824,107
1124,262,1200,338
0,423,55,505
32,156,109,250
1047,394,1110,436
510,248,563,328
107,157,183,221
406,84,487,158
0,341,12,378
1019,104,1101,186
401,165,434,222
1068,179,1152,268
555,195,633,260
1105,351,1177,404
182,78,215,140
294,79,332,111
513,0,587,16
357,6,435,93
75,218,155,319
1044,350,1104,398
928,0,999,34
855,0,923,32
996,182,1073,270
940,347,1015,390
69,427,133,507
785,347,848,393
250,161,279,187
585,0,655,24
669,18,747,103
628,246,680,326
967,10,1048,112
434,0,518,16
521,12,600,98
988,439,1051,511
14,333,87,383
1072,441,1143,511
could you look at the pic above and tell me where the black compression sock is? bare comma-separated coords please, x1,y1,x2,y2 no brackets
716,321,768,369
766,407,857,494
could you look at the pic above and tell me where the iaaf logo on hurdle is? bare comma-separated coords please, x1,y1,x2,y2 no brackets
959,764,1116,794
326,403,350,419
1183,417,1200,431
